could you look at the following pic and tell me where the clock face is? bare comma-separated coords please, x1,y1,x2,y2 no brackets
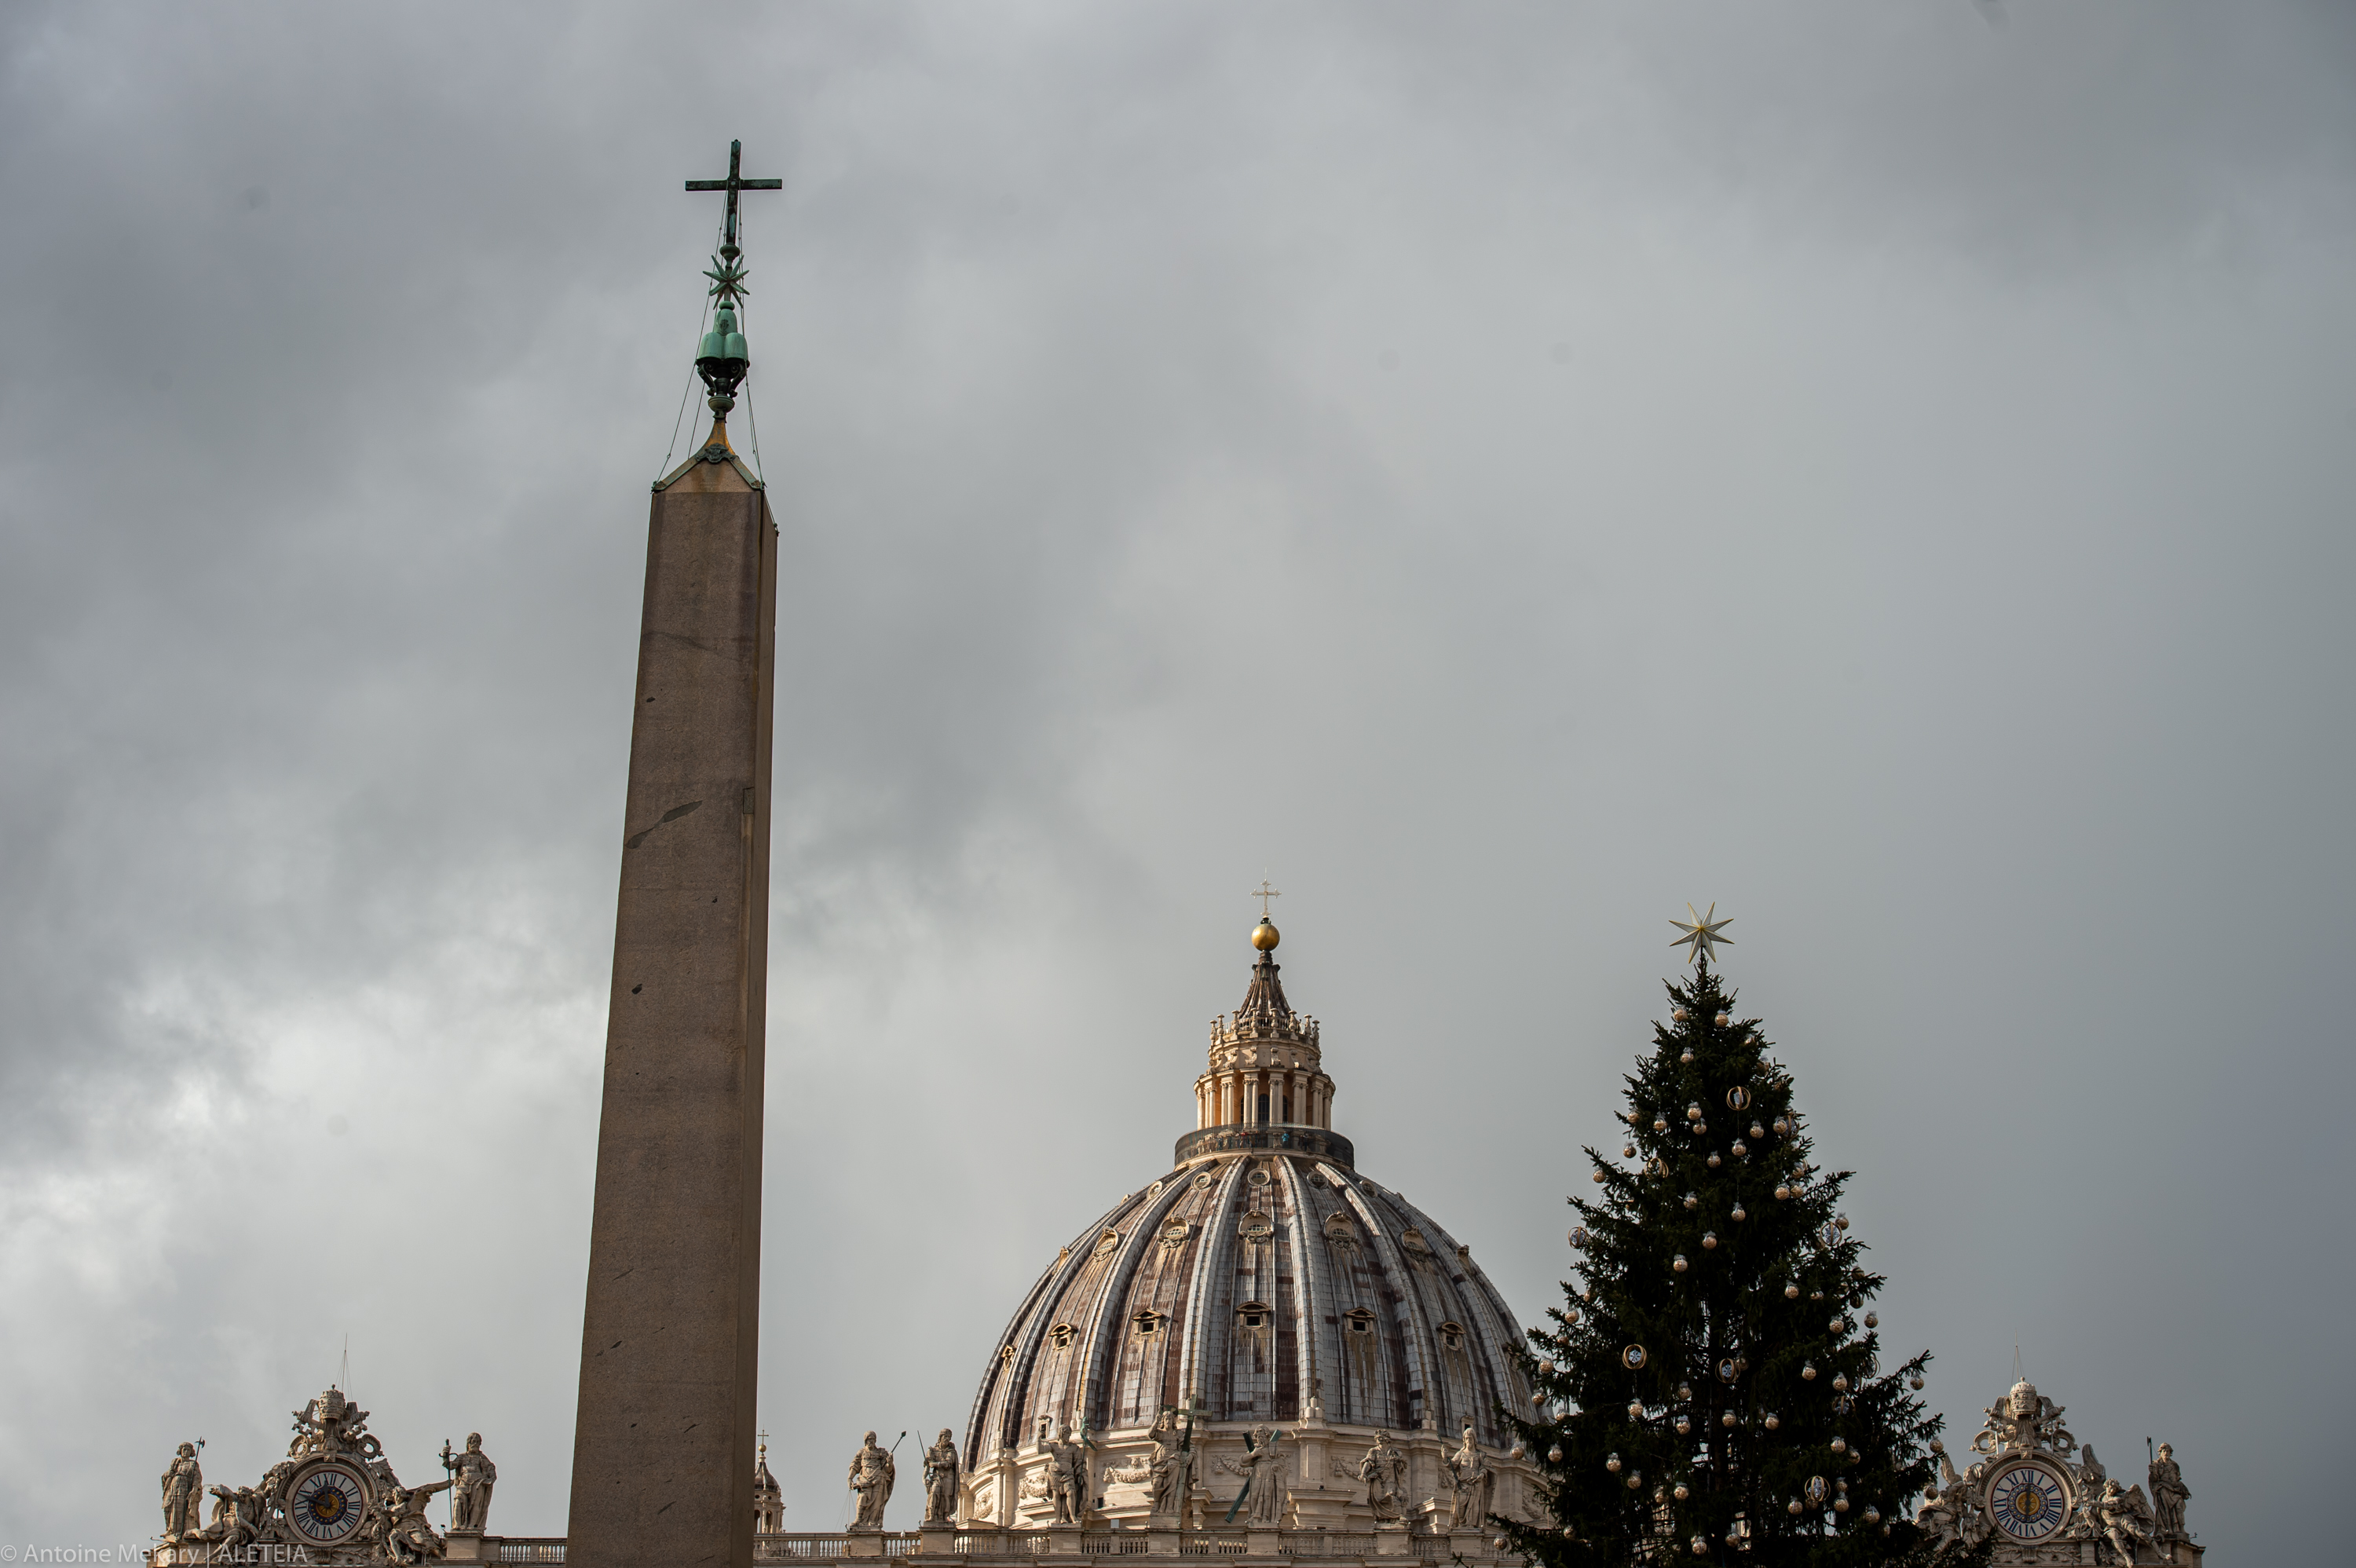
289,1464,369,1544
1987,1460,2070,1543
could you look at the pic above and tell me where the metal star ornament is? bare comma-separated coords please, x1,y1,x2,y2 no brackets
1670,903,1733,967
704,252,751,306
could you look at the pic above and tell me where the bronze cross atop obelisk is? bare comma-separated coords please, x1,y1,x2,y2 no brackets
685,140,782,254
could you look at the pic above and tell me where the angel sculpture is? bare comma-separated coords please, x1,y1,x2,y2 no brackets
203,1486,266,1554
378,1481,452,1565
2095,1479,2157,1565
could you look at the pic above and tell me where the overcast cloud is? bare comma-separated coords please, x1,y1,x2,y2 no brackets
2,3,2351,1561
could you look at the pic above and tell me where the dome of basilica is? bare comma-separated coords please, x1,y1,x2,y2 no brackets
960,926,1536,1529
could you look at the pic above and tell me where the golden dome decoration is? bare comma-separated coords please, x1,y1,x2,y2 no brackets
1250,878,1282,949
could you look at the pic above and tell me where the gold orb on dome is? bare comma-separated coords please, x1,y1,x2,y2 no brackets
1251,920,1281,952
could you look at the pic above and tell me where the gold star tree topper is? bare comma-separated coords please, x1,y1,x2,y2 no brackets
1670,902,1733,967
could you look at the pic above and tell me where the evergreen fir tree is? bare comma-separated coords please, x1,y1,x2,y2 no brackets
1502,952,1982,1567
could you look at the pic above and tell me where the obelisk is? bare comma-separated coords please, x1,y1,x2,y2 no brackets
567,143,783,1568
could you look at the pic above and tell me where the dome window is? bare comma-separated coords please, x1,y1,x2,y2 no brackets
1323,1212,1360,1256
1344,1308,1377,1336
1240,1212,1275,1241
1237,1301,1273,1332
1049,1322,1078,1350
1439,1321,1467,1353
1134,1310,1165,1338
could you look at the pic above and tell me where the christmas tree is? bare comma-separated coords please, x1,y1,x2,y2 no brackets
1502,913,1981,1566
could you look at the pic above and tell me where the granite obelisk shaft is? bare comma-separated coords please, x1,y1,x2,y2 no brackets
568,459,776,1568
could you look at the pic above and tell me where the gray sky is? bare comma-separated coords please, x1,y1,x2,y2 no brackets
2,2,2351,1559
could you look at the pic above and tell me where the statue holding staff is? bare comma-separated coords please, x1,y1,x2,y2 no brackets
443,1433,499,1532
848,1431,897,1529
162,1442,205,1541
922,1430,960,1526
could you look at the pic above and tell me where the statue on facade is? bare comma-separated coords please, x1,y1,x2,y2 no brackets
1216,1426,1287,1526
1357,1431,1407,1522
2094,1478,2157,1565
1913,1481,1961,1546
202,1485,265,1553
923,1430,960,1526
1444,1426,1493,1530
441,1433,498,1532
161,1442,205,1541
2149,1445,2190,1541
375,1481,452,1565
848,1432,897,1530
1044,1426,1091,1525
1147,1435,1190,1517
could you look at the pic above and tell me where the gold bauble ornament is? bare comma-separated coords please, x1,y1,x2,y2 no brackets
1251,920,1280,951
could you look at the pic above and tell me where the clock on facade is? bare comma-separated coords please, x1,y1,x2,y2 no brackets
1985,1458,2070,1543
289,1464,370,1544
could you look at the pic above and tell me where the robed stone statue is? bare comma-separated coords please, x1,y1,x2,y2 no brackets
1445,1426,1493,1530
1358,1431,1406,1522
1216,1425,1287,1526
923,1430,960,1526
2149,1444,2190,1540
1147,1435,1189,1517
162,1443,205,1541
444,1434,498,1532
848,1432,897,1529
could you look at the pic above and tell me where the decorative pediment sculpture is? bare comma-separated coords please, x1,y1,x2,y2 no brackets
1915,1379,2195,1563
150,1387,463,1566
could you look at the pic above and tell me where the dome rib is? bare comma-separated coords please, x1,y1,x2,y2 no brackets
1337,1178,1438,1433
1078,1179,1193,1429
1271,1160,1321,1424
